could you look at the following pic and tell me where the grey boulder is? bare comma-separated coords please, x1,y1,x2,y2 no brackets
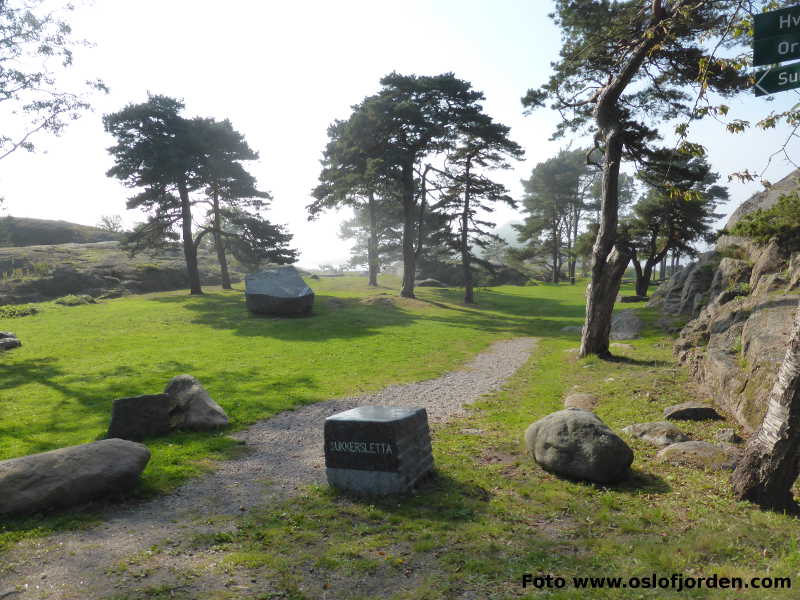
107,376,228,441
245,266,314,316
0,331,21,350
663,402,722,421
622,422,689,447
107,393,175,441
165,374,228,431
0,439,150,515
524,408,633,484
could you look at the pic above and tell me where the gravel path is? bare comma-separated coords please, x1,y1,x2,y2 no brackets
0,337,536,600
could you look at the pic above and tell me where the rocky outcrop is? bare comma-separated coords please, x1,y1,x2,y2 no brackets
524,408,633,483
0,439,150,515
653,169,800,431
0,241,243,306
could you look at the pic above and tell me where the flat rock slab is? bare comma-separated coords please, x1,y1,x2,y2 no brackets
610,343,635,352
715,428,743,444
560,326,583,335
563,393,599,411
656,441,739,471
663,402,723,421
0,439,150,515
622,422,689,447
524,408,633,484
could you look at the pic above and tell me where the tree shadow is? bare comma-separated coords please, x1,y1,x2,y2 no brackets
603,355,673,368
149,289,590,342
548,468,672,495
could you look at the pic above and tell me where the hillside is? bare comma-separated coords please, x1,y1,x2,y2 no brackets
0,240,244,305
0,216,123,247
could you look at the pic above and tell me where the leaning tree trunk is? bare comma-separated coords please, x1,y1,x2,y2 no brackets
579,0,670,358
178,179,203,295
732,300,800,512
631,257,644,296
462,158,474,304
367,191,379,287
579,126,629,358
400,163,417,299
211,187,232,290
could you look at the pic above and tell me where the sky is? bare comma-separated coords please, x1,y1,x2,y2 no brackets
1,0,799,268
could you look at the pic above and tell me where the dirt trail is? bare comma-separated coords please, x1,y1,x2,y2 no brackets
0,337,537,600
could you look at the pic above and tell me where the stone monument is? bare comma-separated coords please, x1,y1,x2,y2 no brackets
324,406,433,495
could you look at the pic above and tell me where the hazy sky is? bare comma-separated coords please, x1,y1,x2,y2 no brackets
1,0,798,268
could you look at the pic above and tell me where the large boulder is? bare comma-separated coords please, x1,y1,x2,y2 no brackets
245,266,314,316
524,408,633,484
0,439,150,515
164,374,228,431
107,394,174,441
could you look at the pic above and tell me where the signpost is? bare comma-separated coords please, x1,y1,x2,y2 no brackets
754,62,800,96
754,5,800,95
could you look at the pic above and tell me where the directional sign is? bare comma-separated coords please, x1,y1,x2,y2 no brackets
754,5,800,40
754,30,800,65
754,63,800,96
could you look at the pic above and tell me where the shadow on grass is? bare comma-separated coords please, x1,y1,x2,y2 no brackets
149,289,590,342
550,468,672,495
328,470,493,523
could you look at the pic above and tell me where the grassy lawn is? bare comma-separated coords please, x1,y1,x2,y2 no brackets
2,275,800,598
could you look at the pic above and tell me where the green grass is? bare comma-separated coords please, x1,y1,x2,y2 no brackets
0,276,587,491
5,276,799,598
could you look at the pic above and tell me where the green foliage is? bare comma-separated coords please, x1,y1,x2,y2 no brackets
0,303,37,318
0,1,106,160
54,294,96,306
730,192,800,251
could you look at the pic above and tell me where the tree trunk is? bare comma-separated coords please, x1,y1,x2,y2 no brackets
367,191,379,287
579,126,629,358
178,179,203,295
211,187,231,290
732,301,800,512
632,258,644,295
579,0,669,358
462,158,474,304
636,260,654,297
400,163,417,299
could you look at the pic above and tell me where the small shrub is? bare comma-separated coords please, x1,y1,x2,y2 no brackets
0,304,38,318
731,191,800,251
55,294,96,306
31,262,52,276
727,281,751,297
